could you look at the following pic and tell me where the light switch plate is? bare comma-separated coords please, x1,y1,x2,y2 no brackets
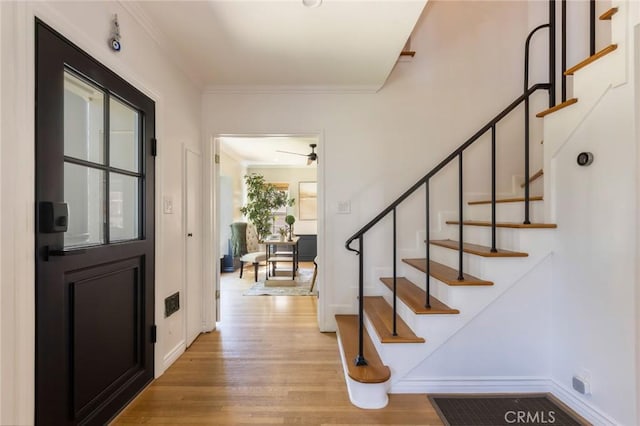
337,201,351,214
163,196,174,214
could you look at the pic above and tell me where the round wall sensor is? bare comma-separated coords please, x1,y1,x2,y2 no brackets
577,152,594,166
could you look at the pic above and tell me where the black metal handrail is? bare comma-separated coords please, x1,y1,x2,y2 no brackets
344,83,550,365
345,83,549,252
345,1,559,367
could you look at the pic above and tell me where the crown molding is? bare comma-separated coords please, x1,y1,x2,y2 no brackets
118,1,204,89
203,84,381,95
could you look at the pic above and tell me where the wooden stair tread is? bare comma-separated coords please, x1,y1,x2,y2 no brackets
520,169,544,187
446,220,557,229
536,98,578,118
363,297,425,343
335,315,391,384
430,239,528,257
599,7,618,20
402,258,493,286
468,195,543,205
564,44,618,76
380,277,459,314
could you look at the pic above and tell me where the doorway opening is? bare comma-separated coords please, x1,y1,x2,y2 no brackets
212,135,322,325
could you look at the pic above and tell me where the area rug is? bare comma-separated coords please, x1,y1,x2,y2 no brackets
243,268,316,296
429,394,583,426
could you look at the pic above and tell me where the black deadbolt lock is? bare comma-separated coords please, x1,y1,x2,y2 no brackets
577,152,594,166
39,202,68,233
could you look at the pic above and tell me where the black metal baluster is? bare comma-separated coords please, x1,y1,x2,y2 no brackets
355,235,367,366
458,152,464,281
590,0,596,56
524,83,531,225
562,0,567,102
491,125,497,253
392,208,398,336
425,180,431,308
550,0,557,107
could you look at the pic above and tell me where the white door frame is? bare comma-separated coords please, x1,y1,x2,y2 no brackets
202,132,327,329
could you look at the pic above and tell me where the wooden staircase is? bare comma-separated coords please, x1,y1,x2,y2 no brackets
338,194,556,407
337,0,622,413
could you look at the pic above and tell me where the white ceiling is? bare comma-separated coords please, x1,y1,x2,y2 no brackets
220,136,319,167
128,0,427,92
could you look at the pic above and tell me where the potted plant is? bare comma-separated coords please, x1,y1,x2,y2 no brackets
285,214,296,241
278,227,287,241
240,173,294,241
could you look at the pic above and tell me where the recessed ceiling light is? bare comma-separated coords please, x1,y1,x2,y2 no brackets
302,0,322,8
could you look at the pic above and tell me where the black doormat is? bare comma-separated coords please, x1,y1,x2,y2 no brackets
429,394,587,426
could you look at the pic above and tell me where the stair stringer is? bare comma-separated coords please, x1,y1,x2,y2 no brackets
369,243,554,387
390,254,553,393
543,1,628,224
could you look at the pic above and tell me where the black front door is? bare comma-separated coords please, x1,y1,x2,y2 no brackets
35,20,155,425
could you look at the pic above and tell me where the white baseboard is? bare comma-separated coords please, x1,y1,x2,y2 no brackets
549,379,619,426
162,340,186,371
391,376,550,394
390,376,619,425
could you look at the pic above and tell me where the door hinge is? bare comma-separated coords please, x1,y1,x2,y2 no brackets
216,289,220,299
214,154,220,164
151,138,157,157
151,325,157,343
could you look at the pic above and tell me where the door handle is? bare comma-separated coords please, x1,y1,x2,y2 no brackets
187,233,193,237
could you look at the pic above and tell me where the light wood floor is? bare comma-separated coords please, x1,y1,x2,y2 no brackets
112,265,442,425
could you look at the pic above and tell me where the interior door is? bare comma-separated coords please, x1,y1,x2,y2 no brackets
185,149,203,346
35,20,155,425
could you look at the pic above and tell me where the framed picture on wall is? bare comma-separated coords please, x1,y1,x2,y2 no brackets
299,181,317,220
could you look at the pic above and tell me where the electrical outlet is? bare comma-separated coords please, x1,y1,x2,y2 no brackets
572,375,591,395
164,292,179,317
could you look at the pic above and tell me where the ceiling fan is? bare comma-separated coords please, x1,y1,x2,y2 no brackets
276,143,318,165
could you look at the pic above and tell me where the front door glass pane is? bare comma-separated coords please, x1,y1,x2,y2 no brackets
64,72,104,164
109,97,140,173
64,163,105,247
110,173,139,241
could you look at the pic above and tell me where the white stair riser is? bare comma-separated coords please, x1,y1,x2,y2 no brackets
362,314,427,384
399,263,455,302
466,201,544,223
444,225,556,253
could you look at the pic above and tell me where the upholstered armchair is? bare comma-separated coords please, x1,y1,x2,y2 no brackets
230,222,265,282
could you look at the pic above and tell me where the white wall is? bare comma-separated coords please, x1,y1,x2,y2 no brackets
541,3,639,424
203,1,547,331
548,80,637,425
246,166,318,235
0,2,202,423
219,151,245,255
400,256,552,387
219,151,246,222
